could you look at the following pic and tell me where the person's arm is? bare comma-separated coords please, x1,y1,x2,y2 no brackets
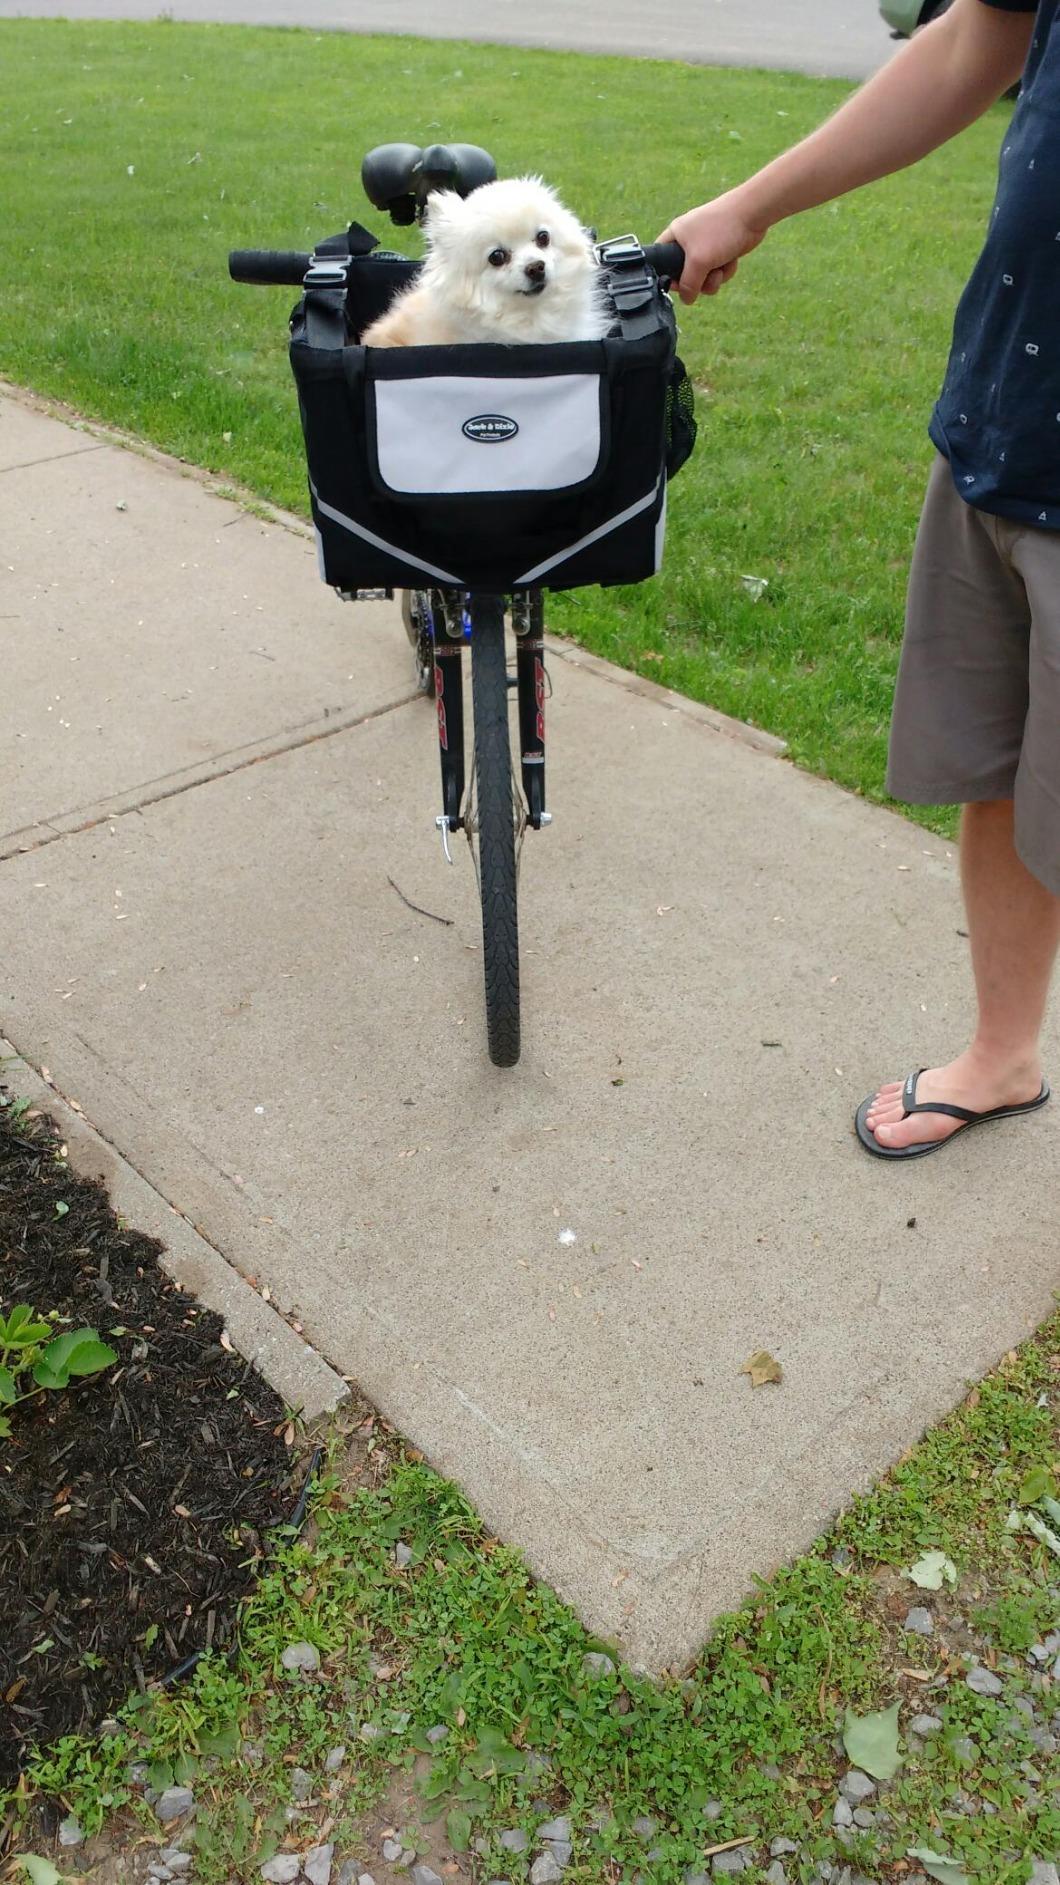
660,0,1036,303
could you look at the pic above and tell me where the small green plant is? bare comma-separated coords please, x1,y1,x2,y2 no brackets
0,1304,118,1437
972,1581,1056,1654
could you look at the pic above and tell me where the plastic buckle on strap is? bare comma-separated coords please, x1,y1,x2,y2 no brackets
596,234,645,270
302,256,351,350
598,235,654,316
610,274,654,314
303,257,350,289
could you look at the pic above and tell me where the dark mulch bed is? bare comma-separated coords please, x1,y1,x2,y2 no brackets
0,1092,301,1789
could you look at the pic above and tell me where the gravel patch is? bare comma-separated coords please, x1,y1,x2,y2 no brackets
529,1856,564,1885
304,1844,334,1885
156,1788,195,1824
838,1771,876,1804
280,1642,320,1674
261,1860,300,1885
537,1818,572,1843
582,1652,616,1679
903,1606,934,1636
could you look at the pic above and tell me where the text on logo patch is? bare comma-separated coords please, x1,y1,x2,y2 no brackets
462,413,519,443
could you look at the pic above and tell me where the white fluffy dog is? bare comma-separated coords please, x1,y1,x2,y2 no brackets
361,177,610,348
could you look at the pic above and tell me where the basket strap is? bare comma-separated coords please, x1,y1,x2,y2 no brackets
299,229,379,349
302,270,349,348
605,256,665,344
343,222,380,257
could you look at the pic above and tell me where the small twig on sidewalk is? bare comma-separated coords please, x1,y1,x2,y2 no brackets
703,1838,755,1859
386,876,453,927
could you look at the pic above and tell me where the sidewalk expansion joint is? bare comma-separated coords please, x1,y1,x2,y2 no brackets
0,687,423,862
0,442,107,476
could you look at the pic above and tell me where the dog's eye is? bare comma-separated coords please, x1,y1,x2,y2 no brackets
535,229,551,250
488,247,511,268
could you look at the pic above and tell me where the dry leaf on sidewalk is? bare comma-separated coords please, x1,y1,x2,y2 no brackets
740,1349,783,1388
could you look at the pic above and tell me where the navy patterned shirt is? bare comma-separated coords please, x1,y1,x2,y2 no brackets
930,0,1060,527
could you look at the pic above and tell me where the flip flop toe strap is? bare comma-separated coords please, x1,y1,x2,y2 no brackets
902,1069,979,1124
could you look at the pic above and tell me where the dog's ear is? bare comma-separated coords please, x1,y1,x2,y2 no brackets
420,187,485,312
422,189,465,248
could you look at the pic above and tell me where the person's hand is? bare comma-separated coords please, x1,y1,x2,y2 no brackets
656,190,769,305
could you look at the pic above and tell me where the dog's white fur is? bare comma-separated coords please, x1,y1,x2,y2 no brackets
361,176,609,348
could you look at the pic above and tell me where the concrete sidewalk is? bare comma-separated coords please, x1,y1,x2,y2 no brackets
3,385,1059,1673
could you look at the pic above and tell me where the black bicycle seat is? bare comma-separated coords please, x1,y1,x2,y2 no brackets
361,142,497,225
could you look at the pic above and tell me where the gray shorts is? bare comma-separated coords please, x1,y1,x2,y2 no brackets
887,454,1060,896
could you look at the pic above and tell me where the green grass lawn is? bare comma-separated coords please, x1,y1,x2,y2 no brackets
0,19,1013,830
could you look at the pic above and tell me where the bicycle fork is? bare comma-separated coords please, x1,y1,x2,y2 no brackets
433,592,550,857
513,594,549,830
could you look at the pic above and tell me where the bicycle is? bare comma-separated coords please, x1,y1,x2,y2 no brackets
230,142,690,1068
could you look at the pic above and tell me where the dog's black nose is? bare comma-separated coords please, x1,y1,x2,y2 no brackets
524,258,546,283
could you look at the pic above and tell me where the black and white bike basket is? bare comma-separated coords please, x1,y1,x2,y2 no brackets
288,234,695,592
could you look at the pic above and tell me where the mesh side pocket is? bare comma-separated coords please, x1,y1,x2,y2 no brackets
665,355,697,478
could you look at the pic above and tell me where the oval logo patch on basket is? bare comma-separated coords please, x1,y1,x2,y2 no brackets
462,413,519,444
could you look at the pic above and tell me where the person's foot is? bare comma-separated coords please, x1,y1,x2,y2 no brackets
863,1049,1044,1152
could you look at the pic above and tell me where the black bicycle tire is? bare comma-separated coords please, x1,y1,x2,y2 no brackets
470,597,520,1067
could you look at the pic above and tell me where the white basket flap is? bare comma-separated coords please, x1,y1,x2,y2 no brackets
371,372,603,496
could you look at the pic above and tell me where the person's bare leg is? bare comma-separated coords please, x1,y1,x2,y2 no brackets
865,799,1059,1150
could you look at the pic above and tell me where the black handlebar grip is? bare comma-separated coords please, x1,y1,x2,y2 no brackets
228,250,312,285
642,241,686,284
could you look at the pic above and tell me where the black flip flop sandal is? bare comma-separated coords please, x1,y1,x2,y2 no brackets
855,1068,1050,1160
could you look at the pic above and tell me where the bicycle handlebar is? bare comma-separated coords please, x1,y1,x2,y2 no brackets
227,239,686,290
641,240,685,284
229,249,312,284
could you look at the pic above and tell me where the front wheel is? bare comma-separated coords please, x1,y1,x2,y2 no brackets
470,594,520,1067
